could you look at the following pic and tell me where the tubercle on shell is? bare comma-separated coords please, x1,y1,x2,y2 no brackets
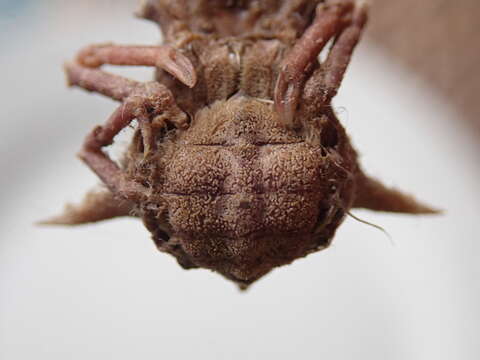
45,0,439,289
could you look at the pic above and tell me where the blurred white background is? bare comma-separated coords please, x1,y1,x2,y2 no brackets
1,1,479,359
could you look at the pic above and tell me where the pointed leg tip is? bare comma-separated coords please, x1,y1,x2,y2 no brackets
274,102,296,129
36,219,56,227
354,174,444,216
273,74,301,129
157,47,198,88
63,61,76,86
413,205,444,216
178,71,197,89
135,0,155,20
353,1,369,24
36,205,91,226
357,0,370,10
36,215,76,227
39,190,135,227
387,196,443,215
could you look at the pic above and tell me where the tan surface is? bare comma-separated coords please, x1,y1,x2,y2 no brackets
368,0,480,135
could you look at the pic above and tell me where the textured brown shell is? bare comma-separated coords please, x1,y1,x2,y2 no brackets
128,95,357,286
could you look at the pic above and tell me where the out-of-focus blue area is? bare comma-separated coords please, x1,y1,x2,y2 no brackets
0,0,37,46
0,0,34,18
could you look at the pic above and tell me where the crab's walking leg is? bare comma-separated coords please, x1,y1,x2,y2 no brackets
79,102,146,200
353,172,440,214
300,2,368,115
39,190,135,225
274,0,356,128
65,62,138,101
65,62,187,201
322,3,368,100
77,44,197,88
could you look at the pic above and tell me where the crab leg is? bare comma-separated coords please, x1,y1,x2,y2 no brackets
274,0,356,128
65,61,138,101
77,44,197,88
322,3,368,100
79,102,145,200
354,172,439,214
39,190,135,225
65,62,187,201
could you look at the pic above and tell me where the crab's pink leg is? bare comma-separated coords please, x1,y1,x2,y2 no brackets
322,3,368,100
77,44,197,88
65,61,138,101
274,0,355,128
79,102,145,200
65,63,186,201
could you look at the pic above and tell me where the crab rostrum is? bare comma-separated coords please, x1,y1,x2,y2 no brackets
48,0,436,289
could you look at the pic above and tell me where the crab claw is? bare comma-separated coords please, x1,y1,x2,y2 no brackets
157,45,197,88
76,44,197,88
274,70,303,129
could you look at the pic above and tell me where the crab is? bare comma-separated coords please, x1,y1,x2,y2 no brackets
48,0,436,289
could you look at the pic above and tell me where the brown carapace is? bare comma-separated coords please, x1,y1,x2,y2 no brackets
48,0,437,289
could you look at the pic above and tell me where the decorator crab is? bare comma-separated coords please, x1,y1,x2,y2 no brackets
48,0,436,289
